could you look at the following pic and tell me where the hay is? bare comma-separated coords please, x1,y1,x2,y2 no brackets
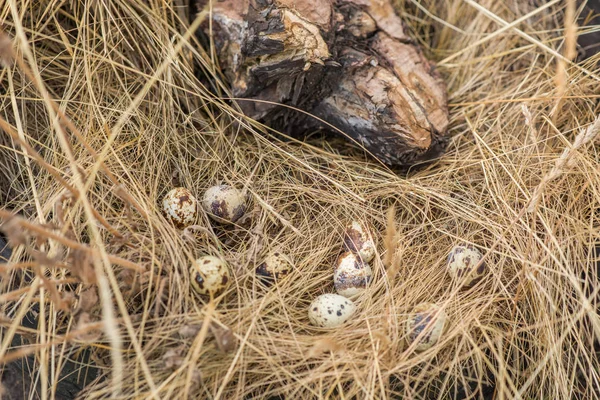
0,0,599,398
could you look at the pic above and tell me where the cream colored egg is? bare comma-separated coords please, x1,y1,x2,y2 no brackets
190,256,231,296
308,293,357,328
202,185,246,223
447,245,486,287
343,221,376,262
256,251,293,285
333,252,373,298
162,187,198,228
405,303,447,351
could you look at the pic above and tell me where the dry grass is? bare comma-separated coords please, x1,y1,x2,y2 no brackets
1,0,600,398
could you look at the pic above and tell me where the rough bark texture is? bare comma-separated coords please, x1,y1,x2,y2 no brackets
196,0,450,166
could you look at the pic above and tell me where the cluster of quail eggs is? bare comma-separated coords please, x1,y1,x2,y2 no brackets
162,184,299,296
403,243,486,351
162,184,247,297
162,184,247,229
308,218,488,354
161,184,488,354
308,220,375,328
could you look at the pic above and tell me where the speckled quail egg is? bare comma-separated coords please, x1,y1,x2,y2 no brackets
405,303,447,352
447,245,486,287
201,185,246,223
334,252,373,298
256,251,293,285
308,293,357,328
189,256,231,297
343,221,376,262
162,187,198,228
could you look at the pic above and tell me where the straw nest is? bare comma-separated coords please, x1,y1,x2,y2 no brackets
0,0,599,398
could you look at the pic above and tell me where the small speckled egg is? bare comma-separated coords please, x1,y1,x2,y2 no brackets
162,187,198,228
405,303,447,352
201,185,246,223
189,256,231,297
333,252,373,298
343,221,376,262
308,293,357,328
256,251,293,285
447,245,486,287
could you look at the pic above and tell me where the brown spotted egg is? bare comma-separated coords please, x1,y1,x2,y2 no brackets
162,187,198,229
447,245,486,287
343,221,376,262
202,185,246,223
405,303,447,352
308,293,357,328
189,256,231,297
256,251,293,285
333,252,373,298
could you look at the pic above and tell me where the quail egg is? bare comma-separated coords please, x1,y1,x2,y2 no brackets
201,184,246,223
343,221,376,262
190,255,231,297
405,303,447,352
334,252,373,298
308,293,357,328
162,187,198,228
256,251,293,285
447,245,486,287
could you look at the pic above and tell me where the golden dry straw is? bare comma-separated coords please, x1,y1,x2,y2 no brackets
0,0,599,399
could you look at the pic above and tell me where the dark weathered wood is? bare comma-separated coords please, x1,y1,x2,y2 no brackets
196,0,449,166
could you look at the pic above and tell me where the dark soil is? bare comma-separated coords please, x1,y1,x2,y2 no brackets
578,0,600,60
0,236,99,399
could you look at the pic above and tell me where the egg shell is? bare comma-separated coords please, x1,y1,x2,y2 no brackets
256,252,293,284
334,252,373,298
343,221,376,262
308,294,357,328
405,302,447,351
190,256,231,296
162,187,198,229
447,245,486,287
202,185,246,223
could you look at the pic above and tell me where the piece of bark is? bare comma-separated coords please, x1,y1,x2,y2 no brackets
196,0,449,166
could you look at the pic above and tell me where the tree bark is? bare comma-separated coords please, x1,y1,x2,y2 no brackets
196,0,450,166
